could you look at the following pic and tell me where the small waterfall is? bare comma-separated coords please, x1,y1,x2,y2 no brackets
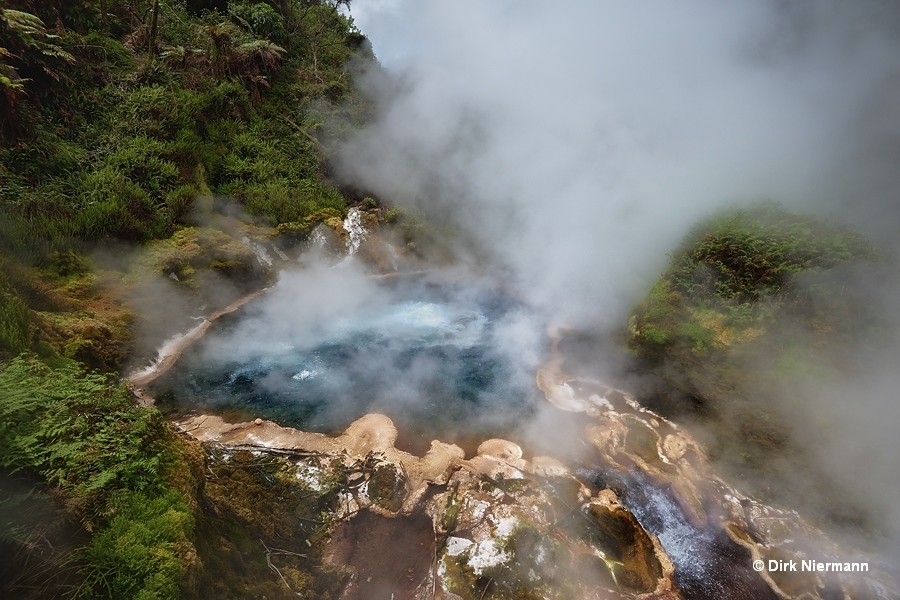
241,236,274,267
605,470,774,599
343,207,367,257
310,227,327,249
386,243,400,271
128,320,209,383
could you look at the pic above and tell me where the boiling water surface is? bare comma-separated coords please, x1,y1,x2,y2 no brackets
153,278,544,451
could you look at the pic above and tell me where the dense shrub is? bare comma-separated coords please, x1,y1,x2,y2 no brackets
0,357,196,598
668,203,874,305
0,292,31,356
1,0,368,254
630,202,876,358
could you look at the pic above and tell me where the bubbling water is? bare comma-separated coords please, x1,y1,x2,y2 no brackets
152,280,544,452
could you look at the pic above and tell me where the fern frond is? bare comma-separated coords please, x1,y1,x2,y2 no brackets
1,9,47,35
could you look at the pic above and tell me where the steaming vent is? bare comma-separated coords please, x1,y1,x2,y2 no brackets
311,227,327,249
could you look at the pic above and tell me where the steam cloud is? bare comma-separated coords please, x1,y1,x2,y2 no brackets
342,0,900,317
337,0,900,556
163,261,547,453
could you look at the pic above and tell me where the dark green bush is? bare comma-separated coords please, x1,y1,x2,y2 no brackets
79,166,168,240
228,1,286,42
669,202,875,305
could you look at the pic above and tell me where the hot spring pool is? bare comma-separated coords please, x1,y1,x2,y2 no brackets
152,272,545,451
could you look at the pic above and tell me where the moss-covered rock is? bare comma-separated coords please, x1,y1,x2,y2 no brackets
145,226,261,285
364,457,409,514
425,464,673,599
583,494,664,594
195,447,349,599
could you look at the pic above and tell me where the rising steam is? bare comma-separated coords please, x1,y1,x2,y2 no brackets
338,0,900,556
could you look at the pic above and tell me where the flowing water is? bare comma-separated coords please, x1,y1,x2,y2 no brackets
616,472,776,599
574,465,778,600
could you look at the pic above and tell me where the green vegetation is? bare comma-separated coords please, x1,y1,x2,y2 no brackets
0,357,196,598
0,357,351,598
0,283,32,356
1,0,374,260
0,1,378,597
631,202,875,361
195,448,349,599
628,202,880,521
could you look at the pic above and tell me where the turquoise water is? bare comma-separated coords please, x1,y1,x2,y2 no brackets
153,281,543,450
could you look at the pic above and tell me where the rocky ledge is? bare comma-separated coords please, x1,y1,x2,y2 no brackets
178,412,678,599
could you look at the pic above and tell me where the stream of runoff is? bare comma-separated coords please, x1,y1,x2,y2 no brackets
151,274,545,453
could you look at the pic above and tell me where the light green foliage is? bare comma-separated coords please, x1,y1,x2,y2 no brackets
219,130,291,182
82,490,194,600
216,120,344,223
0,358,171,507
678,320,715,353
239,177,345,225
0,357,196,598
80,165,168,240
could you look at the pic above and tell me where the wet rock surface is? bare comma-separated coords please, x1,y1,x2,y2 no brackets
426,467,677,599
583,490,666,594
